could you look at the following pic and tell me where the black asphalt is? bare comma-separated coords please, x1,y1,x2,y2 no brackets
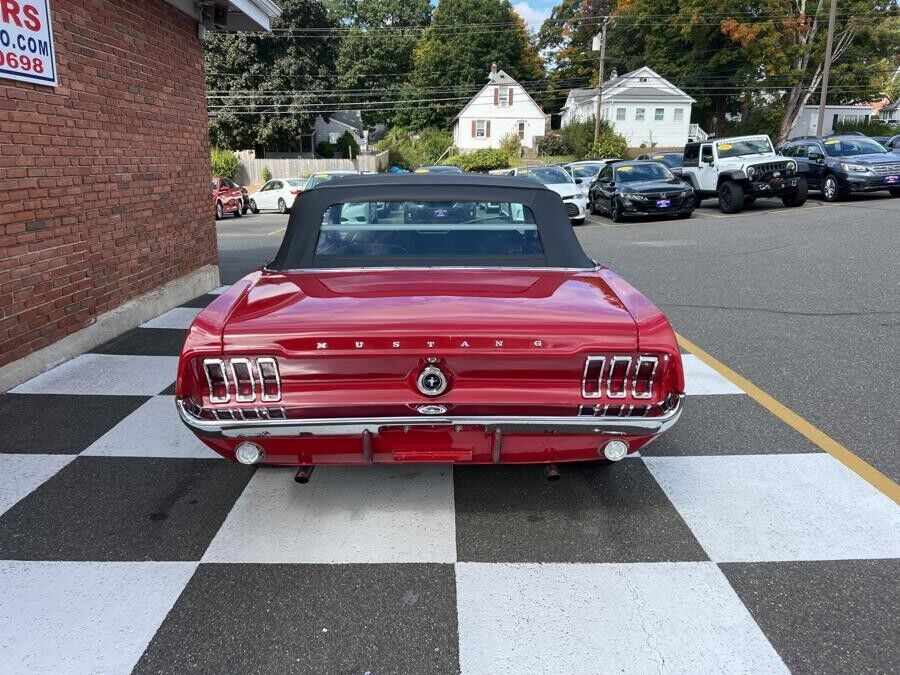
215,196,900,481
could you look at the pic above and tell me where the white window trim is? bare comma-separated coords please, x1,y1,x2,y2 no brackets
674,108,684,122
616,107,626,121
475,120,487,138
635,108,646,121
654,108,664,121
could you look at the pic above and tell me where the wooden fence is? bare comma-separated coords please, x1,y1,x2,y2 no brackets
235,151,390,185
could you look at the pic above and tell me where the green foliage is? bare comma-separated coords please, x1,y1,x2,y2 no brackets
398,0,545,129
204,0,336,151
499,132,521,157
210,148,238,179
560,119,600,158
336,131,360,158
327,0,432,126
446,148,510,172
316,141,336,158
261,166,272,182
376,128,453,169
833,119,897,136
537,132,568,156
587,129,628,161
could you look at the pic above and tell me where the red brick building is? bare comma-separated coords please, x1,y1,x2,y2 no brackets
0,0,279,388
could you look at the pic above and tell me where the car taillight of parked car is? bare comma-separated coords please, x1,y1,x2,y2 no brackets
202,356,281,403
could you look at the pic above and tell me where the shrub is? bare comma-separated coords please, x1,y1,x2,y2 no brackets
499,132,521,157
316,141,335,159
833,119,896,136
560,119,597,157
452,148,510,172
336,131,360,159
210,148,237,179
261,165,272,183
587,129,629,161
376,128,453,170
537,132,567,156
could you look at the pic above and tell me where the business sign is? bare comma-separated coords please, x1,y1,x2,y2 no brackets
0,1,57,86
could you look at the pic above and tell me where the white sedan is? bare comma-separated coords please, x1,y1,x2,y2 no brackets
248,178,305,214
508,165,589,224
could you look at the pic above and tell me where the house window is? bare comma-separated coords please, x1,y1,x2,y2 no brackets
674,108,684,122
616,107,626,121
328,132,340,143
475,120,487,138
517,120,526,140
496,86,512,107
635,108,645,121
654,108,664,121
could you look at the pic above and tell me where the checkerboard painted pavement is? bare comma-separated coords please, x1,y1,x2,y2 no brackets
1,289,898,674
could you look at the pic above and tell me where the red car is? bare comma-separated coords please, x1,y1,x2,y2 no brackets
177,175,684,479
211,176,244,220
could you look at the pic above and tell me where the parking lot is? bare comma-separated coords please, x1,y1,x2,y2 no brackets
1,193,898,673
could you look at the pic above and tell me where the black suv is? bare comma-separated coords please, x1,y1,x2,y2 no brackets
779,134,900,200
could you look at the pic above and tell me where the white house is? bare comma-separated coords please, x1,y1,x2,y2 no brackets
452,64,549,151
560,67,697,148
788,104,876,138
878,99,899,123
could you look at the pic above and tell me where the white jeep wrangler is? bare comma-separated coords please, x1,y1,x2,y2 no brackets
681,135,808,213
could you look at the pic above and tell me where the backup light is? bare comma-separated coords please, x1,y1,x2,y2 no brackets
603,440,629,461
235,442,264,465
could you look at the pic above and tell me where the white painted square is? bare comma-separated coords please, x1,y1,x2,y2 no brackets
82,396,219,459
681,354,745,395
203,466,456,563
209,285,229,295
0,561,196,674
456,561,787,674
0,455,74,516
645,454,900,562
11,354,178,396
139,307,202,330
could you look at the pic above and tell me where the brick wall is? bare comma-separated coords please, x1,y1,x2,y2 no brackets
0,0,216,367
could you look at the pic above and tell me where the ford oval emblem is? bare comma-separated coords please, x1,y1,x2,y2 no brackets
417,404,448,415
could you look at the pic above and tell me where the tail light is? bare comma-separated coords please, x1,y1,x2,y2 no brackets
201,356,281,403
203,359,230,403
290,190,301,196
581,354,660,400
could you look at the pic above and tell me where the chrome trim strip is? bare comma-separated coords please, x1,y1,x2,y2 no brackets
203,358,230,404
581,355,605,399
230,358,257,403
632,356,659,400
257,357,282,402
265,265,602,274
176,395,684,439
606,356,631,399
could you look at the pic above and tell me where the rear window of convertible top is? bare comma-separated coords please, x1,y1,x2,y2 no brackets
313,200,545,264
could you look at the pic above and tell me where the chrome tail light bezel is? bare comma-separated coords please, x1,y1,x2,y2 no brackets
203,358,231,404
606,356,632,399
581,354,663,401
581,356,605,399
257,357,282,402
632,356,659,400
230,357,257,403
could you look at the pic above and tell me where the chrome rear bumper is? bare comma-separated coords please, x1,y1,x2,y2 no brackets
176,396,684,439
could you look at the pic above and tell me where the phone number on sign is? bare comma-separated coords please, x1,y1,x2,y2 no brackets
0,49,45,73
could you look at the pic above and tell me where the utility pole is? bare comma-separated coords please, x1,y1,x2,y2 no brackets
816,0,838,136
593,18,609,142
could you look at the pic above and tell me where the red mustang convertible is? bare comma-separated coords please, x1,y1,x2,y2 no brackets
177,174,684,478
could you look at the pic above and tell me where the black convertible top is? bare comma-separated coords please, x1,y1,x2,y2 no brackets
268,174,594,269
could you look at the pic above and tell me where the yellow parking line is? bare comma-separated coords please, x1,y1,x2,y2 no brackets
267,227,286,236
676,332,900,504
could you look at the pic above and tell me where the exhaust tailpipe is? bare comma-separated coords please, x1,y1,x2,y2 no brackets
544,464,560,482
294,466,314,484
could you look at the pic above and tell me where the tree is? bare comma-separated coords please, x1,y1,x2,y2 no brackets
204,0,337,151
328,0,433,125
398,0,546,129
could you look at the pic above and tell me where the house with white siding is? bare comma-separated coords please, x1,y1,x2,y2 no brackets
560,67,697,148
452,64,549,151
788,104,877,138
